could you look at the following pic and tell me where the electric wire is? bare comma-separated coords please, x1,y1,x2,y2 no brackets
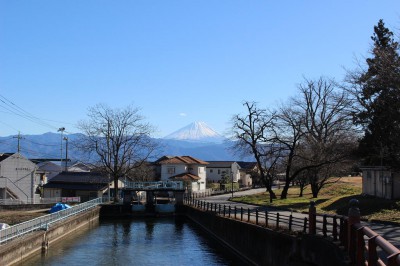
0,94,76,134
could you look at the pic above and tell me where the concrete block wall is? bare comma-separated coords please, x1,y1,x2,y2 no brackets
185,206,348,266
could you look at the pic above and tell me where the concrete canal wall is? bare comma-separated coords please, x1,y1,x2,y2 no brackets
185,206,348,266
0,206,100,266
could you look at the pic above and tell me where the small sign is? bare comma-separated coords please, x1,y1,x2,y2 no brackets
61,197,81,203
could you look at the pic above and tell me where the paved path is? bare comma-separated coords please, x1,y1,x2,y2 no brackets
199,188,400,250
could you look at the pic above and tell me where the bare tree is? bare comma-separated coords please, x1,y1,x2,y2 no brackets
231,101,283,202
294,77,357,198
128,162,157,182
77,104,159,202
274,104,305,199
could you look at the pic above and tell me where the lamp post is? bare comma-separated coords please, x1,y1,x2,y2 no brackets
58,127,65,169
63,137,68,171
231,172,234,198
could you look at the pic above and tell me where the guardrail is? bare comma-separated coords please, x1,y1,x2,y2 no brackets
184,197,340,236
0,197,63,205
123,181,184,190
185,197,400,266
0,197,103,245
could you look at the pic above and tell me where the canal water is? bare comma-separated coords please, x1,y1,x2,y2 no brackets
21,217,244,266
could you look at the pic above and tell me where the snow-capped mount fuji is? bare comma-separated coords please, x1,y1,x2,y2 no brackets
163,121,226,143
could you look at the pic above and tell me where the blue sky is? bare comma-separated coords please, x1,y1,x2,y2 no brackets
0,1,399,138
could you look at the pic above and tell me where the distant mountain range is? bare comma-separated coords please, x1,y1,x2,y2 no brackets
0,122,253,162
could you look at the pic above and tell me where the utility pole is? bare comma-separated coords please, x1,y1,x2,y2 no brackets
58,127,65,170
13,131,23,153
63,137,68,171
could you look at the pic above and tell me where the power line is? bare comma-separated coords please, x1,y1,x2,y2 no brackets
0,94,64,132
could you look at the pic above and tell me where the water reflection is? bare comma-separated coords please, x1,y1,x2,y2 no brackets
145,219,154,240
22,217,244,266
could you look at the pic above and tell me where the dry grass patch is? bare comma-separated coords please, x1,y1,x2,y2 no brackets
232,176,400,223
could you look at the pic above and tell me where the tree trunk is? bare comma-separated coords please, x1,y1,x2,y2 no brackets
280,179,291,199
310,183,319,198
113,177,119,202
267,187,276,203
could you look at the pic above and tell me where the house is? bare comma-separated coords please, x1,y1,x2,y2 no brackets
0,153,41,203
42,171,116,202
157,156,208,192
361,166,400,199
237,161,257,187
67,162,96,172
206,161,240,184
36,161,62,183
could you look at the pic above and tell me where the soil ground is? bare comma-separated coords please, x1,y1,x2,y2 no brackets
0,208,49,225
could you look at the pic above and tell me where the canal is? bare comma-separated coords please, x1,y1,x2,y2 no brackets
20,217,244,266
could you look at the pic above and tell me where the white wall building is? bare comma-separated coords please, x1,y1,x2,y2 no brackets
0,153,41,203
157,156,208,192
206,161,240,183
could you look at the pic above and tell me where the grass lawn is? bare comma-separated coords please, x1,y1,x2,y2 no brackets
231,176,400,223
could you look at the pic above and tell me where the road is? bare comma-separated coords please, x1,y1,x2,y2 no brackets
199,188,400,250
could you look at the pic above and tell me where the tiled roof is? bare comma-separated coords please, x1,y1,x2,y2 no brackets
237,161,257,169
42,183,108,191
158,156,208,165
206,161,236,168
169,172,201,181
47,172,110,184
0,153,15,162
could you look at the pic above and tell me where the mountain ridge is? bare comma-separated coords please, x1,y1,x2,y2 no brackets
163,121,225,143
0,126,253,161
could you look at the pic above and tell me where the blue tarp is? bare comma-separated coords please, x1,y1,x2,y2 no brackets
49,203,72,213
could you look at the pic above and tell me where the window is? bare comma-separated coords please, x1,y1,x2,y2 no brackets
167,167,175,174
218,170,220,174
210,169,213,173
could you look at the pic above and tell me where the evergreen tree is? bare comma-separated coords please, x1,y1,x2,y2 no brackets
352,20,400,167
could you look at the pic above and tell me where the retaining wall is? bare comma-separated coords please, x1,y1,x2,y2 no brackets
185,206,348,266
0,206,100,266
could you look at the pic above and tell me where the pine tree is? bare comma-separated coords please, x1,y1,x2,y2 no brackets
354,20,400,167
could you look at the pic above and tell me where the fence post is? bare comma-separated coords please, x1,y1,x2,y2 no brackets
356,226,365,265
309,201,316,235
367,235,378,266
240,207,243,221
247,209,250,222
348,199,361,263
323,215,328,237
386,250,400,266
276,213,280,229
332,216,338,241
228,206,231,217
289,214,293,231
265,211,268,227
223,205,226,217
256,209,259,225
219,204,221,215
234,206,237,219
